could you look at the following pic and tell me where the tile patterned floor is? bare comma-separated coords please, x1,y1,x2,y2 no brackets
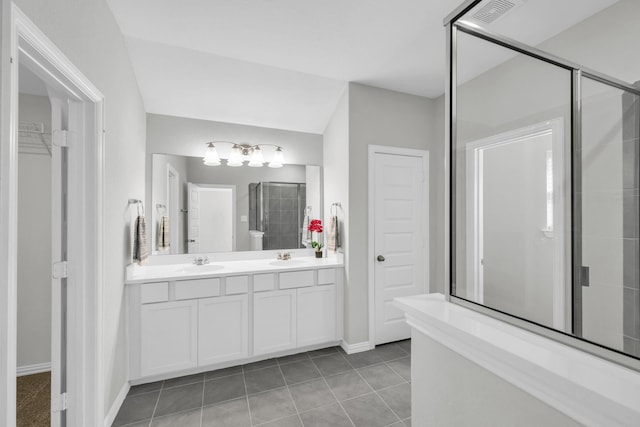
113,340,411,427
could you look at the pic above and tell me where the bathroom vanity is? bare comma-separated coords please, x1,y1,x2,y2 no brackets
125,252,343,383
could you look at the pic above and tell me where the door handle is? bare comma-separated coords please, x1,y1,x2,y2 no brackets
186,239,196,243
377,255,385,262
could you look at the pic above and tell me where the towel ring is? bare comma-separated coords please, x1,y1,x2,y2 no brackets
129,199,144,216
330,202,341,217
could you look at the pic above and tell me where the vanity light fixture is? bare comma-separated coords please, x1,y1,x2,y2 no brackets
202,142,221,166
202,141,285,168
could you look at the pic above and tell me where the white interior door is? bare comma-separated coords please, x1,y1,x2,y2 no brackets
372,150,428,345
187,183,200,254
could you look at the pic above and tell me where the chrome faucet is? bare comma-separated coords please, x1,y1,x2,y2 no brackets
277,252,292,261
193,256,210,265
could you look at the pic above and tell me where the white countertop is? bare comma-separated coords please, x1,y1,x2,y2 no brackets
125,254,343,284
394,293,640,427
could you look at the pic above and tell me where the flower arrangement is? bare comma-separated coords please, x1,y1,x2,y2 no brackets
308,219,324,253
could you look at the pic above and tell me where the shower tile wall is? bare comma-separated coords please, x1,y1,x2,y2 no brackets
622,86,640,357
262,183,304,250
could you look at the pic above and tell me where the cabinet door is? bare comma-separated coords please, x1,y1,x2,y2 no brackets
199,295,249,365
254,289,296,355
140,300,198,377
297,285,337,347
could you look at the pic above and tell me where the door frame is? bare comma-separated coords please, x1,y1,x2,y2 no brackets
166,163,180,254
465,118,565,329
0,4,105,426
367,145,429,347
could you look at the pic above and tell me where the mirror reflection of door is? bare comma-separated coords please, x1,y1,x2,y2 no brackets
188,183,236,253
467,120,566,330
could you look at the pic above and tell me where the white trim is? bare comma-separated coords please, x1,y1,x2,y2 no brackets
16,362,51,377
0,4,105,426
166,163,180,254
395,294,640,427
464,119,565,329
368,145,430,347
340,340,374,355
103,381,130,427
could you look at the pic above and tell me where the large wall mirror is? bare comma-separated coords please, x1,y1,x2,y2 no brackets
150,153,322,255
449,0,640,367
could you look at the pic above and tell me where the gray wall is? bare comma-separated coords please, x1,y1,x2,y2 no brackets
17,94,52,369
185,158,306,252
412,332,582,427
14,0,148,413
323,83,440,345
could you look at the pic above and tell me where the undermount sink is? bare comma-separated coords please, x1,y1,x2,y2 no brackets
269,259,308,267
174,264,224,274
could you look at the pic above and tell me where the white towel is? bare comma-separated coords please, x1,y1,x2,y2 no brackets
301,213,311,248
158,216,170,251
133,215,148,265
327,215,340,252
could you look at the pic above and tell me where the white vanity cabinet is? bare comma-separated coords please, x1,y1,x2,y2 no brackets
127,261,343,382
199,294,249,365
253,289,297,355
140,300,198,377
297,284,337,347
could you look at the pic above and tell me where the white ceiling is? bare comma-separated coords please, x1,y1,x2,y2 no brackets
105,0,618,134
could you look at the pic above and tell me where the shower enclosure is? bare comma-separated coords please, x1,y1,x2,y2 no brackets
249,182,306,250
446,0,640,369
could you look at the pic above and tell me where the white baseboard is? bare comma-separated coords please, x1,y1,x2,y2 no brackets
341,340,374,354
104,381,130,427
16,362,51,376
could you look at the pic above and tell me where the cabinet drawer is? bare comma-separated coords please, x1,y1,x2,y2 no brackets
226,276,249,295
174,278,221,300
317,268,337,285
253,273,275,292
279,270,314,289
141,282,168,304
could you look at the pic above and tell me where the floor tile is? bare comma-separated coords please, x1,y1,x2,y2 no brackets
324,370,372,401
357,364,404,390
378,383,411,420
154,382,203,418
279,359,321,385
288,379,336,412
112,391,159,426
163,373,204,389
243,358,277,372
397,340,411,354
150,408,201,426
299,403,353,427
245,366,286,394
201,397,251,427
203,373,246,406
373,344,408,362
342,350,385,369
341,393,399,427
403,417,411,427
307,347,339,358
312,353,353,376
277,352,310,365
386,357,411,382
256,414,302,426
248,388,296,425
127,381,163,396
205,365,243,380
